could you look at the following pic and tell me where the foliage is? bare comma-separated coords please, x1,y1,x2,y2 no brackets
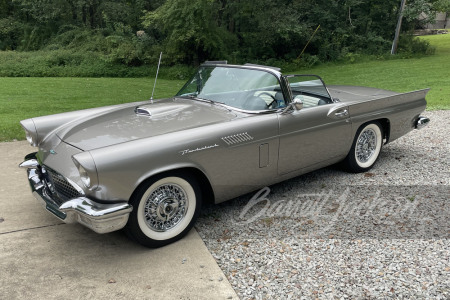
433,0,450,14
403,0,434,29
0,0,444,68
1,34,449,142
397,34,436,56
143,0,237,65
0,50,194,78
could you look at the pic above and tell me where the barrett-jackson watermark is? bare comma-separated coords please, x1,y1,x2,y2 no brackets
231,186,448,238
234,187,419,223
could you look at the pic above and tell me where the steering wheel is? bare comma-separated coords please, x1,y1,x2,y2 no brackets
256,92,278,109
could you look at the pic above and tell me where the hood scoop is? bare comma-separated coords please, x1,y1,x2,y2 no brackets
135,106,152,116
134,103,191,118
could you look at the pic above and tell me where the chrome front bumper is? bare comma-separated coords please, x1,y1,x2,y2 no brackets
20,157,132,234
415,116,430,130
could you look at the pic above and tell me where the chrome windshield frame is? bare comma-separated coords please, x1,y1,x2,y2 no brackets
176,64,290,114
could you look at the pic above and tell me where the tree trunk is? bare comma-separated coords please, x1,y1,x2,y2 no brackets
391,0,406,55
89,1,96,28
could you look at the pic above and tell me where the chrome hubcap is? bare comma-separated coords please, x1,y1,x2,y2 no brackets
356,128,377,163
144,184,188,232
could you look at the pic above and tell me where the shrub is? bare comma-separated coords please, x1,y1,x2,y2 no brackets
397,34,436,56
0,50,195,79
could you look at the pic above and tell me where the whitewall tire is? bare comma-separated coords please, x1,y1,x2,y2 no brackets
343,122,383,173
125,172,201,248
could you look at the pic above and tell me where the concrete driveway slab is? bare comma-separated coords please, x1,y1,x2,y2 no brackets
0,141,61,233
0,141,237,300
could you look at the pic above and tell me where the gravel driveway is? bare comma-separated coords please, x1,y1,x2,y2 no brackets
196,110,449,299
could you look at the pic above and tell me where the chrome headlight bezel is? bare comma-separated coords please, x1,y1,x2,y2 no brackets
25,130,37,147
21,119,39,147
77,164,91,188
72,153,99,190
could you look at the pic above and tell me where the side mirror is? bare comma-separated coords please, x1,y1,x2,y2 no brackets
292,97,304,110
282,97,303,114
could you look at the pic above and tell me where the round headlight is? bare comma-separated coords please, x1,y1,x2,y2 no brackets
77,165,91,188
72,153,98,190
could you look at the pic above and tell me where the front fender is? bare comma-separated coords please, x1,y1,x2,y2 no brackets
85,127,220,202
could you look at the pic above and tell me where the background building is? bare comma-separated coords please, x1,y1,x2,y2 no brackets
424,12,449,29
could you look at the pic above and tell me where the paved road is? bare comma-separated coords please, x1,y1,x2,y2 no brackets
0,141,237,299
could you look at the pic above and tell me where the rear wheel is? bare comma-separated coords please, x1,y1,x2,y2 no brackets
125,172,201,248
343,122,383,173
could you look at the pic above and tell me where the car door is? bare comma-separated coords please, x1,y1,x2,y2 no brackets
277,75,352,175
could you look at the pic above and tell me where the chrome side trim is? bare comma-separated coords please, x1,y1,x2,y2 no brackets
415,116,430,130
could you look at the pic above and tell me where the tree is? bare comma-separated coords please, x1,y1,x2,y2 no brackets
0,0,440,62
143,0,236,65
433,0,450,13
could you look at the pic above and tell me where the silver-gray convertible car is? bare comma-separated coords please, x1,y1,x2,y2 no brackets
19,62,430,247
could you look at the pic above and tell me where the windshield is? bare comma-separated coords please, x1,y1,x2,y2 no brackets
176,66,286,111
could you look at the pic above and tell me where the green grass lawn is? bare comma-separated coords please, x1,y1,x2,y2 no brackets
0,78,185,141
296,34,450,111
0,34,448,142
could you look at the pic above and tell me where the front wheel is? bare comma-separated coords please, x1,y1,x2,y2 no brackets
125,172,201,248
342,122,383,173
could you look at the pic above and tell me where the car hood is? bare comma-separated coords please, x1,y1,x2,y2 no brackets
56,98,238,151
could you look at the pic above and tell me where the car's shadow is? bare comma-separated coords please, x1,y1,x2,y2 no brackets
196,143,449,242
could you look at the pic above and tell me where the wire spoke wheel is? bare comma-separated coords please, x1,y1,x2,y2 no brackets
125,173,201,248
356,128,377,164
343,122,383,173
144,183,188,232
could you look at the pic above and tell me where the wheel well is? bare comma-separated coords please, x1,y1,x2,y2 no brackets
376,118,390,144
361,118,390,144
131,168,215,205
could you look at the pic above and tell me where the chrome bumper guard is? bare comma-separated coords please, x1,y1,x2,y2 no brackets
415,116,430,130
20,158,132,234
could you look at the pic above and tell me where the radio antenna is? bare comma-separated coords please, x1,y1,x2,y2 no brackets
150,52,162,103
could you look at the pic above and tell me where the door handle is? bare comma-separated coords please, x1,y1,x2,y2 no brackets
335,109,348,117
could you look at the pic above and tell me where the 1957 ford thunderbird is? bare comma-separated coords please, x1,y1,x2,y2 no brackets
19,62,430,247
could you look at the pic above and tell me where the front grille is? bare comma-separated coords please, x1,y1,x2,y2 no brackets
44,167,82,202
